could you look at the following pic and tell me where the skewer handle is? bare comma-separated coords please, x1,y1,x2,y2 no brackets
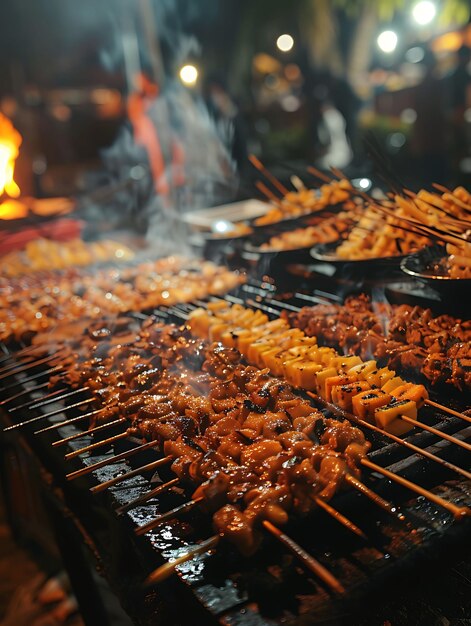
66,441,159,481
361,458,471,520
144,535,220,586
90,456,173,494
262,520,345,595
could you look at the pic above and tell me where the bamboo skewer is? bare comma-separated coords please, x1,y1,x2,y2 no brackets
90,456,174,494
0,381,52,406
34,408,108,434
255,180,281,204
307,166,332,183
136,496,345,594
115,478,180,515
52,418,128,447
306,393,471,481
400,415,471,452
244,295,471,429
0,344,50,366
262,520,345,594
0,353,60,382
3,398,94,432
0,366,64,394
312,496,367,539
361,458,471,520
11,387,90,412
66,441,160,481
344,474,405,521
0,356,36,377
144,535,220,586
135,498,204,535
249,155,290,195
425,399,471,424
64,432,129,460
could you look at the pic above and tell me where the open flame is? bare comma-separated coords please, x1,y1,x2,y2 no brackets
0,112,21,199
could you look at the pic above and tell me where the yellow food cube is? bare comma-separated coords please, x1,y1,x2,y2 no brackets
374,400,417,436
348,360,377,380
352,388,392,422
284,360,322,389
382,376,406,394
315,367,338,398
366,367,395,388
331,381,371,412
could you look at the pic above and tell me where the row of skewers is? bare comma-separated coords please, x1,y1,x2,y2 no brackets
284,294,471,392
1,237,135,277
244,158,471,278
0,256,244,344
1,288,469,591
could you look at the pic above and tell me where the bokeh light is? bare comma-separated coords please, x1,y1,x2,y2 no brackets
412,1,436,25
179,64,198,86
276,34,294,52
377,31,398,53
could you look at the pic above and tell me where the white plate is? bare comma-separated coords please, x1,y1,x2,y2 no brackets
181,199,268,229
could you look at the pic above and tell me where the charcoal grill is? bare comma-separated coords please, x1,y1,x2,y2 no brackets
1,280,470,626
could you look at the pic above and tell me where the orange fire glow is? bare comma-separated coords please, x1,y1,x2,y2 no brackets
0,112,22,198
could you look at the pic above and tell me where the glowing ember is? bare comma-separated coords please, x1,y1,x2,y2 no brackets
0,112,21,198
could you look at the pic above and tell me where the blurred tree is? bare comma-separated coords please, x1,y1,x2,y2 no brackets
231,0,471,93
302,0,471,89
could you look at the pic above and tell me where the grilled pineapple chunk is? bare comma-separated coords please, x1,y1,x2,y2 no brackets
382,376,406,394
374,400,417,436
316,367,339,398
392,383,429,409
209,322,230,342
284,360,322,389
188,309,212,336
348,360,377,380
331,381,370,412
352,388,392,422
329,355,362,371
366,367,395,388
324,374,358,402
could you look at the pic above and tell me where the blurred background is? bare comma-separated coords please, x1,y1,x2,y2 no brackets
0,0,470,213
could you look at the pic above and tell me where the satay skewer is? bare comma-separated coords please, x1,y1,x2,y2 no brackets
136,498,204,535
52,418,128,447
3,397,95,432
138,498,345,594
66,440,160,481
115,478,181,514
0,381,53,406
0,366,64,394
90,456,174,494
306,166,332,183
144,535,220,586
34,408,108,434
249,154,290,195
10,387,89,413
343,474,404,521
361,458,471,520
112,467,367,540
425,399,471,424
255,180,281,204
307,393,471,481
0,353,61,382
0,344,49,365
64,431,130,460
311,497,367,539
0,356,37,377
399,415,471,451
262,520,345,594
